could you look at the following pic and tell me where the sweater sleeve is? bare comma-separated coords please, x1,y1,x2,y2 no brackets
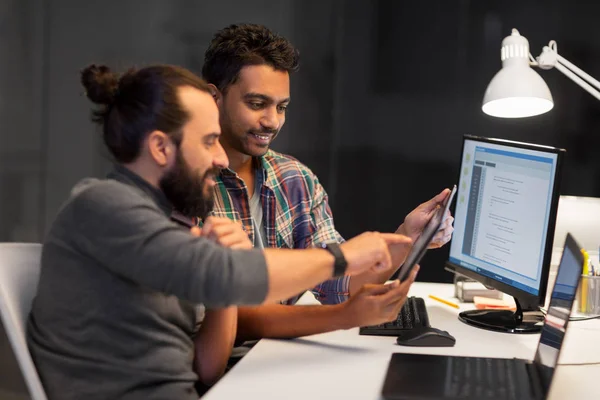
69,181,269,307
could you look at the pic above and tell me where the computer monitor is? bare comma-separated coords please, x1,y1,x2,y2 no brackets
446,135,565,333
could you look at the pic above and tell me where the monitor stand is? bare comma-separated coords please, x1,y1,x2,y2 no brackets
458,297,544,333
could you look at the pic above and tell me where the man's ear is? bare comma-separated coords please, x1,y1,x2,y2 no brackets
147,130,176,168
207,83,222,106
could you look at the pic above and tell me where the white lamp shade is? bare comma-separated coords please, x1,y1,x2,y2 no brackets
482,65,554,118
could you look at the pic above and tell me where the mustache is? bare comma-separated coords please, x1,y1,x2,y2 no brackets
249,128,277,136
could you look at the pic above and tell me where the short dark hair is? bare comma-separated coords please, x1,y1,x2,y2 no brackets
202,23,300,92
80,64,212,163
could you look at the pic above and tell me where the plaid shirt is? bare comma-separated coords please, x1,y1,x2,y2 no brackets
209,149,349,305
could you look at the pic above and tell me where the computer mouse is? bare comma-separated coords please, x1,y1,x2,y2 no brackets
395,326,456,347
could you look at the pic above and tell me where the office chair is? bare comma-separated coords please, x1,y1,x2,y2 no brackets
0,243,47,400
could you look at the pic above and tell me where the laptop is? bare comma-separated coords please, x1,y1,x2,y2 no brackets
382,233,584,400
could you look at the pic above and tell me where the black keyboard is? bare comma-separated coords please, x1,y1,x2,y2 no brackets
359,296,430,336
444,357,521,399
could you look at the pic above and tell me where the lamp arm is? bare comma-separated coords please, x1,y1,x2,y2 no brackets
556,54,600,92
536,41,600,101
553,62,600,101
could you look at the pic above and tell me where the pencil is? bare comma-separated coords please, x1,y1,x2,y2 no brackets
428,294,459,309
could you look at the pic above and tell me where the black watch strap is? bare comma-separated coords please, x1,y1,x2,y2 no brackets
321,242,348,277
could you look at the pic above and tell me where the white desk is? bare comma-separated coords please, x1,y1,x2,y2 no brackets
204,283,600,400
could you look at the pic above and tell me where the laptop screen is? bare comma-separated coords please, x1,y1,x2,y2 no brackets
533,233,583,392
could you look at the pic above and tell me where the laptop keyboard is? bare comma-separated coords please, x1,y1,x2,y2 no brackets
359,296,430,336
444,357,520,399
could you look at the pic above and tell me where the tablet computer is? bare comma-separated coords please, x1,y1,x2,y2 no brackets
397,185,457,281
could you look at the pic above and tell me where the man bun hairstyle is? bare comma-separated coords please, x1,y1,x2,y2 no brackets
80,63,211,163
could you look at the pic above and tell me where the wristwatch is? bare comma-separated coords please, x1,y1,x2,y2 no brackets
321,242,348,277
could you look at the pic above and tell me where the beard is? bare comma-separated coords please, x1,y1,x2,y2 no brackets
159,152,218,220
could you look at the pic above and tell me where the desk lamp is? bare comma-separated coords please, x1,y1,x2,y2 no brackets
482,29,600,118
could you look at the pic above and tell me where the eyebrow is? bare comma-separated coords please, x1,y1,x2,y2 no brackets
204,132,221,139
243,92,290,104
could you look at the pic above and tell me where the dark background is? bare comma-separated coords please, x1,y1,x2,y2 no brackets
1,1,599,397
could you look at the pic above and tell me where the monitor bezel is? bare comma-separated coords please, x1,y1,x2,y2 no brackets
445,134,565,310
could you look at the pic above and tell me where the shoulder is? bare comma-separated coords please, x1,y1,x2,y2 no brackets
66,178,158,218
262,150,319,183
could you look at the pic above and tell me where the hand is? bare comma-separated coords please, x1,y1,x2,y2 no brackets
387,237,413,270
340,232,412,276
341,266,420,328
193,217,253,250
397,189,455,249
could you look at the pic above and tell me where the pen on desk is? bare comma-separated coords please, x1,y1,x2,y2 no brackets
428,295,459,309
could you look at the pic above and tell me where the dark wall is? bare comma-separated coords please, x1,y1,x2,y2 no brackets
1,0,599,281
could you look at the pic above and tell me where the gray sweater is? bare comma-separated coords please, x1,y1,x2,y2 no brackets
27,166,269,400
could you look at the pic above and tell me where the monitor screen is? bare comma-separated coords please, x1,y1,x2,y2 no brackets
449,136,561,297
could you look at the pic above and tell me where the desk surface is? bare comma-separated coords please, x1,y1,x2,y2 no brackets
204,283,600,400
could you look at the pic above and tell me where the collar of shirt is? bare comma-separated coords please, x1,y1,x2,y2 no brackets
215,157,270,244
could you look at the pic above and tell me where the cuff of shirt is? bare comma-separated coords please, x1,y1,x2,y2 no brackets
310,275,351,305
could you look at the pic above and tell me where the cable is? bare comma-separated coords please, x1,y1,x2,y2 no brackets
569,315,600,321
528,52,539,66
538,307,600,321
558,361,600,366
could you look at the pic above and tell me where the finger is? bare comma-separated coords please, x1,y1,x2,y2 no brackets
439,216,454,230
208,223,240,239
217,232,251,248
378,240,393,270
378,278,413,305
380,233,412,246
190,226,202,237
429,227,454,248
204,216,233,228
382,291,409,312
229,242,253,250
389,296,409,316
201,217,216,236
431,218,454,239
406,265,420,283
360,282,396,296
421,188,451,213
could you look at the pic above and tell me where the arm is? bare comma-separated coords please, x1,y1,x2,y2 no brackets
236,304,345,341
193,307,237,386
72,182,269,307
71,182,398,307
237,267,419,341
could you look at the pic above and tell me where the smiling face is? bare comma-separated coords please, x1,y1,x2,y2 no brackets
217,64,290,158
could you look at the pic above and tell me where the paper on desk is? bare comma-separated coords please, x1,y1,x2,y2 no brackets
473,296,516,310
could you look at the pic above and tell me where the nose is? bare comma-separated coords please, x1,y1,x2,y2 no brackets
260,106,280,132
212,140,229,169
